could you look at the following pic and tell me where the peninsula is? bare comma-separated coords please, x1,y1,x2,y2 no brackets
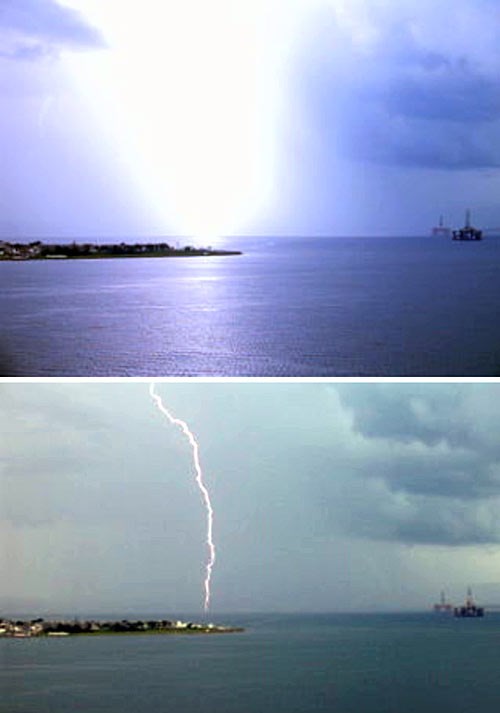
0,616,244,637
0,240,242,261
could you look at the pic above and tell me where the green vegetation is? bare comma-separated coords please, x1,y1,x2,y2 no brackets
0,617,244,637
0,240,242,261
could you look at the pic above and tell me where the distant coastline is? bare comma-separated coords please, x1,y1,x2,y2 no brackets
0,616,244,637
0,240,242,261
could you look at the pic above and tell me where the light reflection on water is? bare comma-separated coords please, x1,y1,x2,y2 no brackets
1,236,500,376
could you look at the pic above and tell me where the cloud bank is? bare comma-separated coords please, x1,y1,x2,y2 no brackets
298,0,500,170
0,0,104,60
328,384,500,545
2,382,500,611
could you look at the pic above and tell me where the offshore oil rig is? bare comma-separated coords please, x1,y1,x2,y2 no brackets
432,588,485,617
432,211,483,240
454,588,485,618
431,215,451,237
452,210,482,241
433,590,453,612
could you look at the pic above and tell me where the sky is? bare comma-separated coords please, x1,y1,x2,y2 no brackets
2,380,500,616
2,0,500,239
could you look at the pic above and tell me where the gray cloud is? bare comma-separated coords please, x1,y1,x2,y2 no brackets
4,382,500,548
319,384,500,546
386,71,500,124
339,94,500,170
337,384,461,446
342,483,500,546
3,382,500,612
0,43,54,61
0,0,104,60
298,2,500,170
337,383,500,456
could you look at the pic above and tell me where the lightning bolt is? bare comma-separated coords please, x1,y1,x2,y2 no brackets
149,382,215,611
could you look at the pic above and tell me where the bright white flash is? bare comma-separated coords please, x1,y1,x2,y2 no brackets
149,382,215,611
60,0,313,238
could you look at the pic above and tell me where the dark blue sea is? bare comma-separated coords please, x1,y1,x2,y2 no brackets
1,236,500,376
3,612,500,713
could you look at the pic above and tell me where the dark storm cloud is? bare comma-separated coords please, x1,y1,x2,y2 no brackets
336,384,474,449
341,69,500,169
4,382,500,611
342,112,500,170
299,3,500,170
370,452,493,501
386,71,500,124
0,0,104,60
394,504,499,546
4,382,500,558
319,384,500,546
325,467,500,547
343,490,500,546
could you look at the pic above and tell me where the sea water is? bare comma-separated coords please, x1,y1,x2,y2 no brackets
3,612,500,713
1,236,500,376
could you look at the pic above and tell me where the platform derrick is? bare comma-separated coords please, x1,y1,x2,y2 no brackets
452,210,483,241
432,215,451,237
454,587,485,617
433,590,453,612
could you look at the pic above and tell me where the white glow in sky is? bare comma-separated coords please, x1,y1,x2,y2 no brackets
60,0,313,239
3,0,500,238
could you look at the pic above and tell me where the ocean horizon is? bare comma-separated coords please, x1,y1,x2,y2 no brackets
4,611,500,713
1,235,500,377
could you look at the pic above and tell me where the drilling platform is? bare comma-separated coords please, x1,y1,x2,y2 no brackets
452,210,483,241
431,215,451,237
454,587,484,617
433,590,453,612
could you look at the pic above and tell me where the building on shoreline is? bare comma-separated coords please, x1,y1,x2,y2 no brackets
0,240,240,261
0,617,242,637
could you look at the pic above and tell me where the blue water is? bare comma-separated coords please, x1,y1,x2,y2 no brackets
1,236,500,376
3,612,500,713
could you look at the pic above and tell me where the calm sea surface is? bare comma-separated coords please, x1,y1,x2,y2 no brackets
1,236,500,376
3,612,500,713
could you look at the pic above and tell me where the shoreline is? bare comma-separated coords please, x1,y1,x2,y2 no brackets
0,240,242,261
0,616,244,638
43,627,245,637
0,250,242,262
